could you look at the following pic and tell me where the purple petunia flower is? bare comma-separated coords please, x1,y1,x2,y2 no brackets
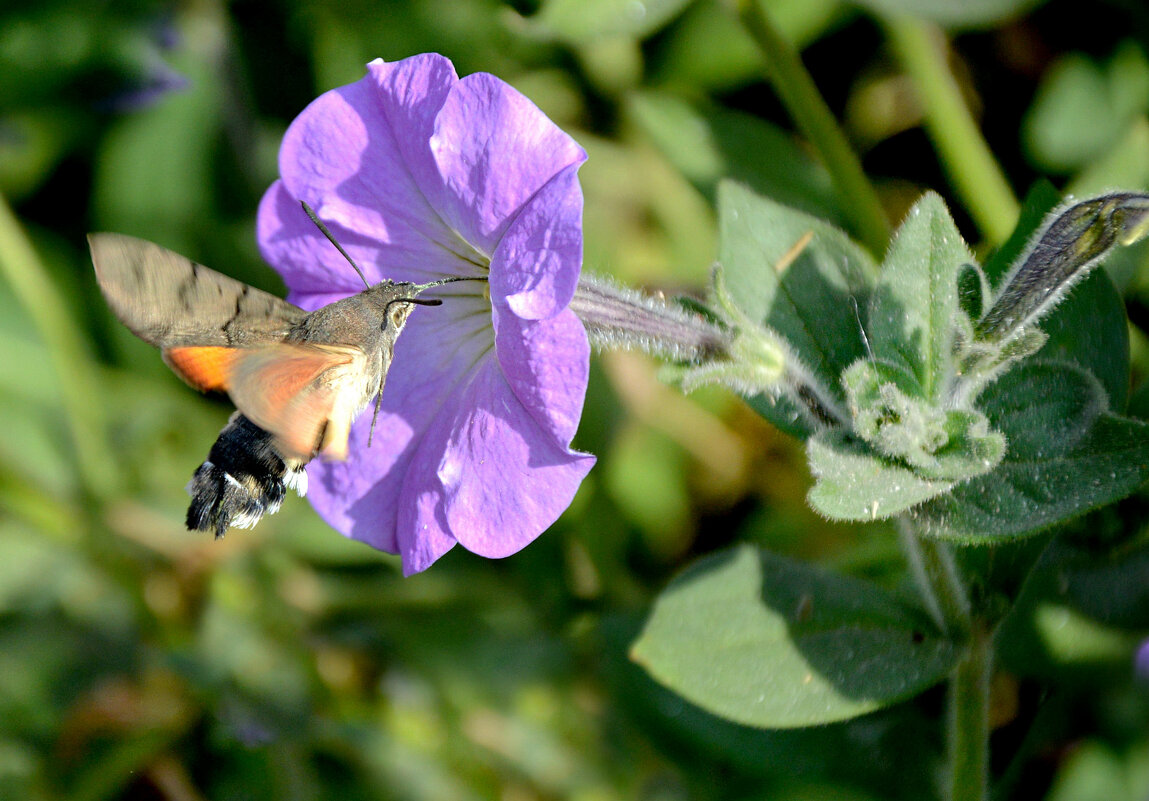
256,54,595,574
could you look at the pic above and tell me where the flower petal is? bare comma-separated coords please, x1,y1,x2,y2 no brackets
489,163,584,319
391,307,592,574
434,358,594,561
274,55,473,282
259,176,469,296
257,180,366,295
423,72,587,257
302,296,493,560
305,407,410,555
494,305,590,446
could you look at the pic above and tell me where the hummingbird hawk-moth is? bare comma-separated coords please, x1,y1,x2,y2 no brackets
89,214,455,537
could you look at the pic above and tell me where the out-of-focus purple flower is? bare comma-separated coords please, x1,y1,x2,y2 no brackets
257,54,595,574
95,13,188,113
1136,639,1149,683
99,62,189,112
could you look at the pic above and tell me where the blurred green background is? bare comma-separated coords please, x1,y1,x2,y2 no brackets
2,0,1149,798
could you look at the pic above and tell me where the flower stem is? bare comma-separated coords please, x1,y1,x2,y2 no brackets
570,273,730,361
0,194,115,498
738,0,891,259
949,621,991,801
884,17,1019,246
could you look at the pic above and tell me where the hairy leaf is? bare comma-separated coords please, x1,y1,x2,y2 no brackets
718,182,877,436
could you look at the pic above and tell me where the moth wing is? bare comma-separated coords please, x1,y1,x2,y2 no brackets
88,233,307,349
163,346,243,392
228,343,363,461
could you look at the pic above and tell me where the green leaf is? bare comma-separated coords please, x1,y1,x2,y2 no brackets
1023,43,1149,173
631,546,960,728
717,181,877,437
955,261,989,322
1034,268,1130,410
651,0,849,91
527,0,693,43
630,92,844,225
848,0,1040,28
868,192,970,402
807,429,955,520
608,609,943,796
915,362,1149,541
1051,539,1149,629
996,539,1146,681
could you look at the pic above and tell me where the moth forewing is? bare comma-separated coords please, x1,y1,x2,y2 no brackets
88,233,306,349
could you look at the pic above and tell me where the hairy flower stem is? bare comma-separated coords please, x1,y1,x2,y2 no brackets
571,272,850,430
570,272,731,362
897,518,971,635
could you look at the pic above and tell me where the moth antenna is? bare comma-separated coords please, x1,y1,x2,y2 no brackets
301,201,371,290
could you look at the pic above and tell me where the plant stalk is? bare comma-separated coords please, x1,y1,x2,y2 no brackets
738,0,891,258
949,621,992,801
0,195,115,497
897,518,971,636
899,520,986,801
884,17,1019,246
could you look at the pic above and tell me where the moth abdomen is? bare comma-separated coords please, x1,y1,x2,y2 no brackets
186,413,307,538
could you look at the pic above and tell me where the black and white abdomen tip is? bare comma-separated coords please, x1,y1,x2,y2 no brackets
185,413,308,538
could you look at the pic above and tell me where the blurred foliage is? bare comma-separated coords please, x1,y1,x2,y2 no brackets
2,0,1149,798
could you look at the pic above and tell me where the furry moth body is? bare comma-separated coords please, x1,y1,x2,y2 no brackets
89,232,431,536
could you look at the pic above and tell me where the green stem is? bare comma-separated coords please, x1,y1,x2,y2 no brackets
897,518,971,637
949,622,991,801
738,0,891,258
884,17,1019,246
0,195,116,497
898,519,987,801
